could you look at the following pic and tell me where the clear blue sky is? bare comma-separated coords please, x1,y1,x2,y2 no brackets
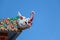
0,0,60,40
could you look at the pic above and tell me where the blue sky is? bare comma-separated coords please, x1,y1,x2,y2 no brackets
0,0,60,40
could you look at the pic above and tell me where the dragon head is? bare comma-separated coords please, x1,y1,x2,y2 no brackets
17,11,35,30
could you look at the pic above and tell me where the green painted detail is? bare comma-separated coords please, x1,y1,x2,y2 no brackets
0,16,21,31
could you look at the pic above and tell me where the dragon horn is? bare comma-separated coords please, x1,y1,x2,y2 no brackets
18,11,22,17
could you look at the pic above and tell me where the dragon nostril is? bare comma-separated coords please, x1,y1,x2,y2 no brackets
25,22,27,24
28,22,31,23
